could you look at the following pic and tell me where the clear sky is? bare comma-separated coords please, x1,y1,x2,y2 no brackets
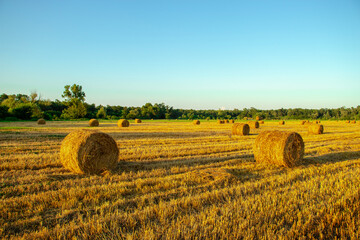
0,0,359,110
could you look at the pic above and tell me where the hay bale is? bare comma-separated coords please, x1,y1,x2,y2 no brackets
89,119,99,127
259,120,264,124
346,120,350,123
60,130,119,174
279,120,285,125
217,120,225,124
229,119,235,123
135,119,142,123
351,120,356,124
253,130,304,167
225,119,229,123
308,124,324,134
193,120,200,125
117,119,129,127
37,119,46,125
232,123,250,136
300,120,306,125
256,116,261,121
247,121,259,129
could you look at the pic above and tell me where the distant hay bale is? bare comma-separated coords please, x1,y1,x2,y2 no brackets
247,121,259,129
89,119,99,127
60,130,119,174
117,119,129,127
243,117,248,120
232,123,250,136
225,119,229,123
308,123,324,134
259,120,264,124
193,120,200,125
346,120,350,123
37,119,46,125
253,130,304,167
217,120,225,124
279,120,285,125
300,120,306,125
351,120,356,124
135,119,142,123
229,119,235,123
256,116,261,121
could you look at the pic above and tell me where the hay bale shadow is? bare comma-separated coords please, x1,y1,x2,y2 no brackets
302,151,360,166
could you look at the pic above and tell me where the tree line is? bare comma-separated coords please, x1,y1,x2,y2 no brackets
1,84,359,121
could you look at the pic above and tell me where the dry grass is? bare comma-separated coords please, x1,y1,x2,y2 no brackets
1,120,360,239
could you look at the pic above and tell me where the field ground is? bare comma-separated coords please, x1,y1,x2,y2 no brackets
1,120,360,239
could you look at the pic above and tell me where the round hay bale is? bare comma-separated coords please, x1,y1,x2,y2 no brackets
351,120,356,124
247,121,259,129
308,124,324,134
117,119,129,127
37,118,46,125
135,119,142,123
232,123,250,136
345,120,350,123
279,120,285,125
256,116,261,121
217,120,225,124
193,120,200,125
225,119,229,123
253,130,304,167
229,119,235,123
60,130,119,174
300,120,306,125
89,119,99,127
259,120,264,124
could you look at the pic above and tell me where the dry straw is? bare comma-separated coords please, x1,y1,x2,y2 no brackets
351,120,356,124
256,116,261,121
253,130,304,167
259,120,264,124
118,119,129,127
225,119,229,123
60,130,119,174
346,120,350,123
135,119,142,123
229,119,235,123
300,120,306,125
89,119,99,127
37,119,46,125
232,123,250,136
193,120,200,125
279,120,285,125
217,120,225,124
247,121,259,129
308,123,324,134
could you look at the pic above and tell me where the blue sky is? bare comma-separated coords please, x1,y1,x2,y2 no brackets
0,0,359,110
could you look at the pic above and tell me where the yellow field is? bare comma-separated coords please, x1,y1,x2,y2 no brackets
1,120,360,239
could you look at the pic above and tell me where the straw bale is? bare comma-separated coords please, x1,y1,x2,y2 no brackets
37,119,46,125
217,120,225,124
346,120,350,123
135,119,142,123
117,119,129,127
253,130,304,167
229,119,235,123
259,120,264,124
300,120,306,125
279,120,285,125
60,130,119,174
89,119,99,127
247,121,259,129
308,124,324,134
256,116,261,121
193,120,200,125
232,123,250,136
225,119,229,123
351,120,356,124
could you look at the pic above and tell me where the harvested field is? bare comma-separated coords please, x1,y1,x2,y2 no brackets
1,120,360,239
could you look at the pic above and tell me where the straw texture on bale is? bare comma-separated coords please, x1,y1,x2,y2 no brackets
193,120,200,125
279,120,285,125
232,123,250,136
135,119,142,123
89,119,99,127
60,130,119,174
308,124,324,134
229,119,235,123
259,120,264,124
117,119,129,127
247,121,259,129
253,130,304,167
37,119,46,125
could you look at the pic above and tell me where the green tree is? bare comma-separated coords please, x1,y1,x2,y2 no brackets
96,106,107,119
61,84,87,119
62,84,86,104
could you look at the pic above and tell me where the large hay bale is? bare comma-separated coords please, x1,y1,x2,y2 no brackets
89,119,99,127
193,120,200,125
253,130,304,167
60,130,119,174
247,121,259,129
308,124,324,134
232,123,250,136
118,119,129,127
37,118,46,125
135,119,142,123
279,120,285,125
229,119,235,123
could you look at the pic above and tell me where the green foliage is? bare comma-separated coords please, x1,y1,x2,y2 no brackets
0,105,9,119
96,106,107,119
62,84,86,104
11,103,33,120
61,102,87,119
